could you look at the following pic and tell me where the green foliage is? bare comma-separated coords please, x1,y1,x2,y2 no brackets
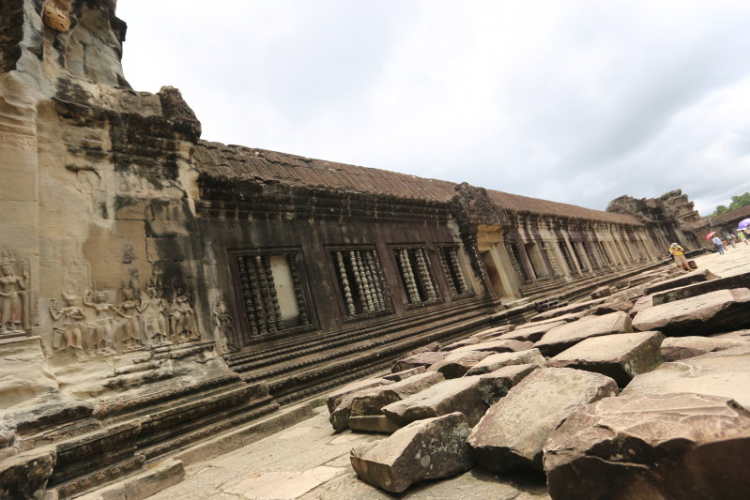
711,192,750,217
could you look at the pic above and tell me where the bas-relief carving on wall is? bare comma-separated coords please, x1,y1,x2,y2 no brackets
47,277,203,357
212,299,238,354
0,250,30,334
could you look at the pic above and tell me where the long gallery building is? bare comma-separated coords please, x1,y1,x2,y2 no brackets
0,1,705,497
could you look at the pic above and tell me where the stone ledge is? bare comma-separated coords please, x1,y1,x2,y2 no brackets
73,458,185,500
171,402,315,466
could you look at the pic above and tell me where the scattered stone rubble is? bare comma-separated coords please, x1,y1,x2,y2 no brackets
326,265,750,498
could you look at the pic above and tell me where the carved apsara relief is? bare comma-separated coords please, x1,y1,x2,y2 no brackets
0,250,30,334
47,277,203,357
212,299,238,353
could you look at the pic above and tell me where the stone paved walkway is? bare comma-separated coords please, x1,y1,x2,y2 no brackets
145,244,750,500
146,407,549,500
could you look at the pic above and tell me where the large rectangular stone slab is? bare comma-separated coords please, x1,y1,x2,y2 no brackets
660,335,750,362
477,364,539,406
529,298,606,323
632,288,750,336
382,376,487,427
428,351,493,379
544,393,750,500
652,271,750,306
534,312,633,357
498,321,567,342
643,269,718,295
548,331,664,386
351,412,473,493
621,345,750,409
449,339,533,355
466,367,618,472
326,377,393,414
465,348,546,376
330,372,444,432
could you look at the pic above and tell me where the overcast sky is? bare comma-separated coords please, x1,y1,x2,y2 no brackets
117,0,750,215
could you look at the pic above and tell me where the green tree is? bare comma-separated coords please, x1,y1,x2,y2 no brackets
712,192,750,216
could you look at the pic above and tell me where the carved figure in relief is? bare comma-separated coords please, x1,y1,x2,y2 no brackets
83,291,117,354
175,293,199,341
117,286,144,351
0,251,29,333
212,300,237,352
139,285,169,346
49,293,85,352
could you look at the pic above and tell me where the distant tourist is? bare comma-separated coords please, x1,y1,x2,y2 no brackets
739,230,749,245
668,243,691,271
727,233,737,248
712,235,725,255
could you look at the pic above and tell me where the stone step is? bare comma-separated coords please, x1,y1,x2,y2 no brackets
226,298,494,369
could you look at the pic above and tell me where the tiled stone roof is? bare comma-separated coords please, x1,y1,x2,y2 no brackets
194,140,642,225
709,205,750,226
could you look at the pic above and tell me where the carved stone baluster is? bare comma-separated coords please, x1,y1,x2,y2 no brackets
255,255,277,334
262,255,282,331
287,253,309,325
247,256,267,335
362,251,381,311
439,249,458,297
416,248,437,301
449,248,468,294
336,252,356,316
399,249,420,304
348,251,370,313
354,251,375,313
238,257,259,338
365,251,385,311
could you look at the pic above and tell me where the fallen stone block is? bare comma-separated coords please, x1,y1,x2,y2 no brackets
326,377,393,414
0,449,55,500
544,393,750,500
428,350,493,379
582,297,633,316
382,376,487,427
477,364,539,406
467,367,617,472
350,412,473,493
548,331,664,386
628,294,655,317
391,351,447,373
591,286,612,299
382,366,426,382
348,415,401,434
530,298,607,323
469,325,515,339
450,338,533,355
330,372,444,432
350,372,446,416
632,288,750,336
652,270,750,306
439,337,483,351
498,320,567,342
660,335,750,362
534,311,633,357
406,341,442,356
465,348,546,376
622,345,750,409
644,269,718,295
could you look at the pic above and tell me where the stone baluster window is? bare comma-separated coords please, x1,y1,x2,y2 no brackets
507,243,531,283
394,247,440,305
233,250,313,341
557,241,575,275
332,248,390,318
440,246,472,298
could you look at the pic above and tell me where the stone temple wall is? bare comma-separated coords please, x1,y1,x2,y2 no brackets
0,2,705,497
